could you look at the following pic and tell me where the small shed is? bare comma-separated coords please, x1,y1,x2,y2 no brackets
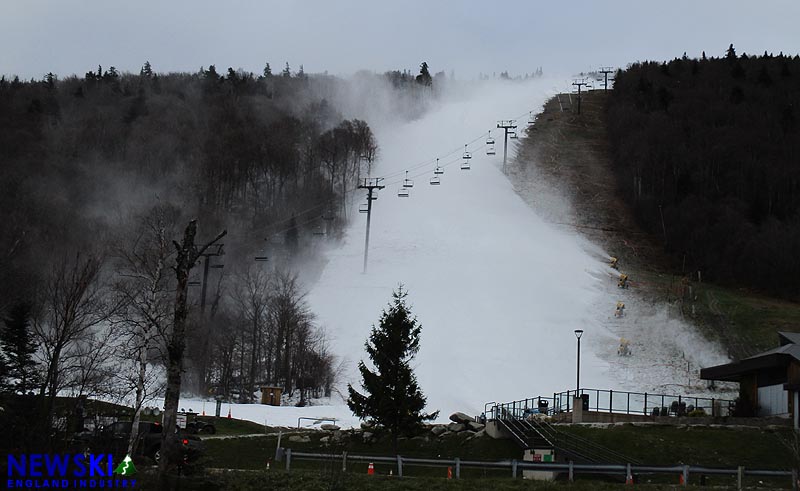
700,331,800,426
261,386,283,406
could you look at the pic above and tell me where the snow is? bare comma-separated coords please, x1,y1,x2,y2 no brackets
164,78,733,429
154,397,362,430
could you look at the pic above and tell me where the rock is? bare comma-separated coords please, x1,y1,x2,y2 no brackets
449,412,474,424
319,436,330,443
467,421,485,432
320,424,340,431
288,435,311,443
360,421,374,430
472,429,486,439
411,435,428,442
447,422,466,432
430,425,447,436
362,431,373,442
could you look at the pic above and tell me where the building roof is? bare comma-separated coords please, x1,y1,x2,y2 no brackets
700,332,800,382
779,331,800,346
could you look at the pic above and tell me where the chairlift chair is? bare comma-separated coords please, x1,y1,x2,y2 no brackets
403,170,414,188
397,186,409,198
486,145,496,156
527,111,535,124
509,131,518,139
433,158,444,175
429,176,441,185
460,160,470,170
462,144,472,160
358,203,369,214
486,131,495,146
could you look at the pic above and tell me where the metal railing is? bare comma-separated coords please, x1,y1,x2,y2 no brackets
282,449,796,488
487,389,735,420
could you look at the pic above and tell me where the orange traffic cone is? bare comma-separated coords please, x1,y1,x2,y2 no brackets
367,462,374,475
227,406,232,419
447,467,453,479
202,403,205,416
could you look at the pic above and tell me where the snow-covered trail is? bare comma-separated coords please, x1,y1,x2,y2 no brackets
307,78,615,418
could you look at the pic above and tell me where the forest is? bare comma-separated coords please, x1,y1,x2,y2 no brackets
0,60,436,427
606,46,800,297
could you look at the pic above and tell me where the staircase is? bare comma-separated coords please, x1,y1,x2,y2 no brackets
497,416,640,464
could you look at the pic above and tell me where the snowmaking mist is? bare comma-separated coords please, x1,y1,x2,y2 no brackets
306,77,730,419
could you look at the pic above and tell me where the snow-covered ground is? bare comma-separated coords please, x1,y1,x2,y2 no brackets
165,78,732,429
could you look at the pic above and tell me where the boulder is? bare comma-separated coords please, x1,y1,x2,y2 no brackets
319,436,330,444
449,412,474,424
430,425,447,436
320,424,340,431
467,421,485,432
288,435,311,443
447,422,466,432
360,421,374,430
466,429,486,440
362,431,374,442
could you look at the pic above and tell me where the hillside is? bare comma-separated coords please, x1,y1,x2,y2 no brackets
512,89,800,360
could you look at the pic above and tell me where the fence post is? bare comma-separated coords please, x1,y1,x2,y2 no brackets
792,468,798,491
512,459,518,478
397,455,403,477
682,464,689,486
285,448,292,472
342,451,347,472
737,466,744,490
610,390,613,413
644,392,648,415
569,460,574,482
455,457,461,479
627,392,630,414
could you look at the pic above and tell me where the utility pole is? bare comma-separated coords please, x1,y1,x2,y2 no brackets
598,67,614,92
572,78,588,114
198,244,225,315
358,178,384,273
496,120,517,173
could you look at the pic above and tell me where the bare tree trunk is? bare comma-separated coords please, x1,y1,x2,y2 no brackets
159,220,225,479
127,345,148,456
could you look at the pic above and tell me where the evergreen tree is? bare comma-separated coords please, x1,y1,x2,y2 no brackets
726,43,737,60
141,61,153,78
1,301,39,394
263,62,272,78
415,62,432,87
347,286,438,452
282,62,292,78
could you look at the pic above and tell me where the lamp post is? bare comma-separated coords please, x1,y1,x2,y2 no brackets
574,329,584,394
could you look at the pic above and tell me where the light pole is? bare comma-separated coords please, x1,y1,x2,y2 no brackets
574,329,584,394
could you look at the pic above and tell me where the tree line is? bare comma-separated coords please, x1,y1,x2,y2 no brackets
0,60,438,451
606,46,800,297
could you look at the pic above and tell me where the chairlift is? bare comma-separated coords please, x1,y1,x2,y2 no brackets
429,176,441,185
397,186,409,198
462,144,472,160
433,158,444,175
358,203,369,214
486,131,495,146
460,161,471,170
486,145,496,156
509,131,518,139
313,225,326,236
403,170,414,188
527,111,535,124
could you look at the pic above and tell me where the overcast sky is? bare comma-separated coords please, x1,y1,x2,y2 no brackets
2,0,798,80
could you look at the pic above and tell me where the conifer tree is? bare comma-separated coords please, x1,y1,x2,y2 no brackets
347,286,438,452
1,301,39,394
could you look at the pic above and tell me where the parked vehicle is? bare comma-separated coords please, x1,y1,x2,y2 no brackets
72,421,204,464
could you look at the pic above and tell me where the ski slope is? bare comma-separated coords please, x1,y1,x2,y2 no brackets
307,78,617,419
165,79,732,429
